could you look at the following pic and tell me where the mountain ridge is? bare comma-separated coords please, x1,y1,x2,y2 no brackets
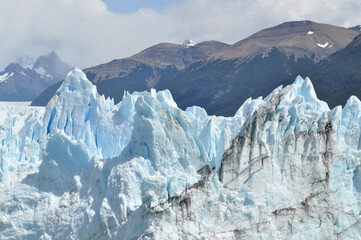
0,51,72,101
211,20,359,62
84,40,228,83
31,20,361,116
302,32,361,109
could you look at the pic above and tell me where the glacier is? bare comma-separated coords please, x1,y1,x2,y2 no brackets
1,68,361,239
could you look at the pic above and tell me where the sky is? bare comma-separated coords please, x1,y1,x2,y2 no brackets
102,0,184,14
0,0,361,70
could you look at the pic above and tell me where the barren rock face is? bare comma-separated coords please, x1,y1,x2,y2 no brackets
84,41,228,83
213,20,360,62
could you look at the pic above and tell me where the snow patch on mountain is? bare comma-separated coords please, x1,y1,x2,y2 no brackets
34,66,46,76
317,42,330,48
0,72,14,83
33,66,54,79
183,39,196,47
16,56,35,69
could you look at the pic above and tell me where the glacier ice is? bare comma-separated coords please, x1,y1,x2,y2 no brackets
1,68,361,239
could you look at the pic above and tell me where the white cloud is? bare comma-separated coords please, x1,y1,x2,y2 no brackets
0,0,361,70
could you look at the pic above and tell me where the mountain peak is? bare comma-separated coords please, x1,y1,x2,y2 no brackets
33,51,73,81
4,62,24,72
212,20,359,62
15,55,35,69
183,39,196,47
33,51,61,67
46,50,60,60
48,50,57,55
0,51,73,102
349,25,361,31
276,20,313,28
44,50,57,57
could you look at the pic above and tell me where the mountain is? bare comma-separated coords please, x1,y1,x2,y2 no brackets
0,51,72,101
213,20,358,62
32,21,359,114
302,34,361,109
30,80,64,106
349,25,361,31
2,70,361,238
32,51,73,83
161,21,360,116
86,40,228,83
32,40,227,106
84,41,228,103
15,55,35,69
161,47,315,116
0,63,47,101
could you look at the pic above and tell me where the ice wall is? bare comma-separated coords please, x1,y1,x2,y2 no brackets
2,69,361,239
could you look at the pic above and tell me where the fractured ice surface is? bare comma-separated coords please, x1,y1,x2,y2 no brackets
1,69,361,239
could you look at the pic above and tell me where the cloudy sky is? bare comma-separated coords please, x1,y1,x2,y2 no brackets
0,0,361,70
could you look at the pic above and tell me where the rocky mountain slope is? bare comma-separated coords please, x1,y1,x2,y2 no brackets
87,40,228,83
0,51,72,101
32,51,73,83
304,34,361,109
349,25,361,31
84,41,228,104
32,21,359,116
32,41,227,106
0,63,46,101
212,20,358,62
162,47,315,116
2,69,361,239
161,20,360,116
